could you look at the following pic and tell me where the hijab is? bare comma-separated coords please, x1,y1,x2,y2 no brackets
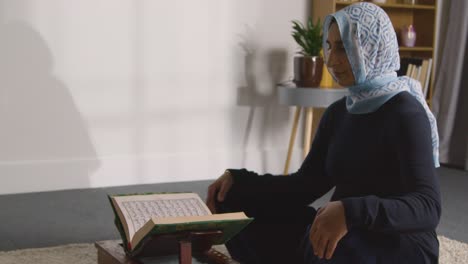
323,2,440,167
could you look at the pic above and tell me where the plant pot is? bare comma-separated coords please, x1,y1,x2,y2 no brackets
293,56,324,88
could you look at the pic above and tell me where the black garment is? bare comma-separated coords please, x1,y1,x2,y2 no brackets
217,188,316,264
300,224,429,264
220,92,441,263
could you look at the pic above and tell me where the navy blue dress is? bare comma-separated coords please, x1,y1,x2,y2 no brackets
217,91,441,264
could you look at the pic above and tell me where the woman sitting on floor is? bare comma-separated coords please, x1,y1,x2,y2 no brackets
206,2,441,263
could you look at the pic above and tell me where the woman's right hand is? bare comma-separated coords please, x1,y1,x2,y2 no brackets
206,170,233,213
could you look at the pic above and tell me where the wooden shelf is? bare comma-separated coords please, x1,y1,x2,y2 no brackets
399,46,433,51
335,1,435,10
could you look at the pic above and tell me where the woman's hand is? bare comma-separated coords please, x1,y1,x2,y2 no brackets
309,201,348,260
206,170,233,213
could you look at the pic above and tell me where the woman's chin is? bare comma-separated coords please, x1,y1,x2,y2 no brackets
336,80,353,87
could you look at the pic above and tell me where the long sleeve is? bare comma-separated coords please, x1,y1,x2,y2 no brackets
341,109,441,233
227,105,336,206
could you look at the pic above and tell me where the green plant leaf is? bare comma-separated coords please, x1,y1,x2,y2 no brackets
291,17,322,56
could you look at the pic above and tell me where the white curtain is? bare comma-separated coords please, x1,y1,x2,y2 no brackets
432,0,468,170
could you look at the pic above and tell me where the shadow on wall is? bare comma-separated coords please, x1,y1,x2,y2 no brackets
0,21,99,194
235,25,290,171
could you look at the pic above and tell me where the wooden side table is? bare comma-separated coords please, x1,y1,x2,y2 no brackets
278,85,348,174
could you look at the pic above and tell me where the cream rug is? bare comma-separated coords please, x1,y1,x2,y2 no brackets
0,236,466,264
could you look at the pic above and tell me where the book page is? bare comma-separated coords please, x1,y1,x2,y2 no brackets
113,193,211,241
152,212,247,225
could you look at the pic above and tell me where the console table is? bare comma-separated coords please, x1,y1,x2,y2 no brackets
278,84,348,174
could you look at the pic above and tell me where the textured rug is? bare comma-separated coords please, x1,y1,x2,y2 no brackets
0,236,466,264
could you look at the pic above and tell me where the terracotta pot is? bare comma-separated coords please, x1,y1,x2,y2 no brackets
293,56,324,88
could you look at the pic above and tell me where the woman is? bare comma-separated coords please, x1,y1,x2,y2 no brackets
206,2,441,263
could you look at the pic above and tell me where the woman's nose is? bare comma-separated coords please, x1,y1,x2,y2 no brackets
327,50,339,67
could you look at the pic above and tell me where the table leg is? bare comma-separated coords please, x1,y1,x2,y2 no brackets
284,106,302,175
179,240,192,264
303,107,313,158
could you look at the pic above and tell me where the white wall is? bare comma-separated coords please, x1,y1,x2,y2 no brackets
0,0,308,195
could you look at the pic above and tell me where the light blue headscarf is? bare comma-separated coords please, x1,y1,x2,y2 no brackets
323,2,440,167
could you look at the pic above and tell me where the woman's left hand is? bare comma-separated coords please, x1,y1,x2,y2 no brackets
309,201,348,260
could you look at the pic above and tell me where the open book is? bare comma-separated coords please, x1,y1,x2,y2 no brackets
108,192,253,254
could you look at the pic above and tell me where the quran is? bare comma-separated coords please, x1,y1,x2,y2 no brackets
108,192,253,254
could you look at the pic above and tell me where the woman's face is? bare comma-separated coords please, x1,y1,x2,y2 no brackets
326,23,355,86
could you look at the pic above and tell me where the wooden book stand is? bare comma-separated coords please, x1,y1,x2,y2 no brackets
96,230,232,264
129,230,223,262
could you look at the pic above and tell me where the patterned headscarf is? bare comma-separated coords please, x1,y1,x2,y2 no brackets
323,2,439,167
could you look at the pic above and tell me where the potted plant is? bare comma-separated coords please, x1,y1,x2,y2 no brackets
291,18,323,88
